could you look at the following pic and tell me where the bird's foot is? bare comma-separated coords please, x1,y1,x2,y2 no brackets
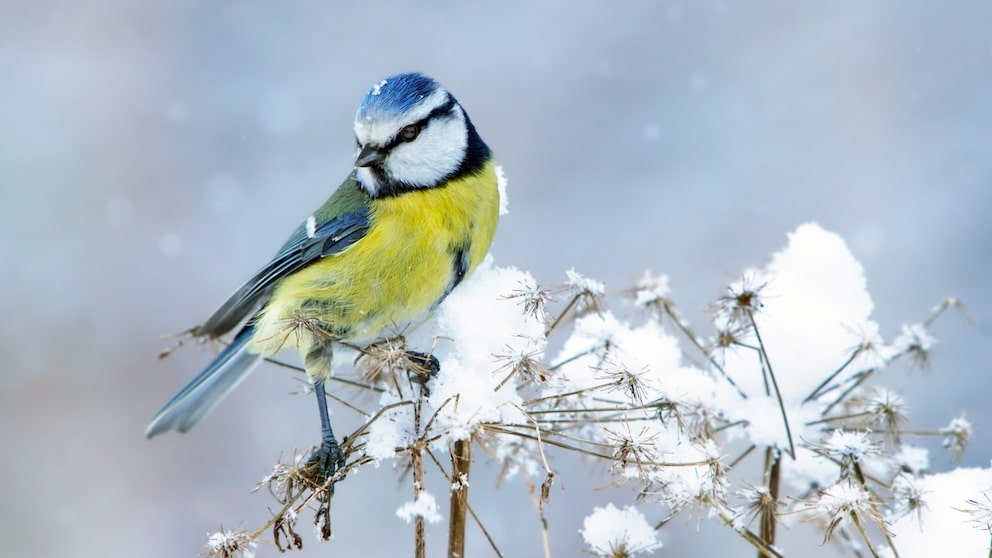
405,350,440,378
307,435,346,486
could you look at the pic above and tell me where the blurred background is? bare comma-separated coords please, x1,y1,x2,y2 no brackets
2,1,990,556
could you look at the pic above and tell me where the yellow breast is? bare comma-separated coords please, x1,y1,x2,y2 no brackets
249,160,500,363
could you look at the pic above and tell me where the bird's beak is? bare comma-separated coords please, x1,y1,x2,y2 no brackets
355,145,383,168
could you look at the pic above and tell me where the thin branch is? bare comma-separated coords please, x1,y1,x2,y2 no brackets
746,309,795,458
804,348,862,403
661,300,748,398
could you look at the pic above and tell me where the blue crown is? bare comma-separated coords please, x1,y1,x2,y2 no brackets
356,73,441,122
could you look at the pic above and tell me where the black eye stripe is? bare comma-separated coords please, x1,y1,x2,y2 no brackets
380,95,457,152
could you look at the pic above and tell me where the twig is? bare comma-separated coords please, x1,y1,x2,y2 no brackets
746,309,795,458
661,300,748,398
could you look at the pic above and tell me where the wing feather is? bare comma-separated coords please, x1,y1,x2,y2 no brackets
193,202,370,338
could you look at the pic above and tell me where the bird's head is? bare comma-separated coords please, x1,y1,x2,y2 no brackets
353,73,484,197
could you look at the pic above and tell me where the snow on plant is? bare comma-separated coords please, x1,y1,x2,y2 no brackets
195,223,976,558
881,467,992,557
580,503,662,557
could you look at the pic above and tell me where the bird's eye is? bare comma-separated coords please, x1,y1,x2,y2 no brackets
399,124,420,142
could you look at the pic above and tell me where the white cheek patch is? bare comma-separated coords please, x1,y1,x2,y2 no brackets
384,107,468,187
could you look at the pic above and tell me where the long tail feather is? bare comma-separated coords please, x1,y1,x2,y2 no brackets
146,327,262,437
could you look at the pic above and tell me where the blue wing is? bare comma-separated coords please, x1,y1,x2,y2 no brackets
193,209,370,338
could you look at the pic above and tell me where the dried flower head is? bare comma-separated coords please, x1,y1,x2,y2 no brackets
714,273,769,328
733,485,779,531
855,389,909,441
632,271,672,312
888,473,929,523
493,340,549,389
958,490,992,535
941,414,973,461
809,478,885,544
892,323,937,368
503,277,553,324
598,356,656,404
565,268,606,315
604,420,662,480
843,320,895,370
205,528,257,558
356,336,437,391
807,430,882,479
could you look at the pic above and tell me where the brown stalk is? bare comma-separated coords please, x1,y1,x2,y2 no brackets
448,438,472,558
758,448,781,558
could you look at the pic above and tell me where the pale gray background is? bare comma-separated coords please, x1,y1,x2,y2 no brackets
2,1,990,557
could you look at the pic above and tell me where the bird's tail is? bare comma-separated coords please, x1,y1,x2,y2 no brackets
146,326,262,438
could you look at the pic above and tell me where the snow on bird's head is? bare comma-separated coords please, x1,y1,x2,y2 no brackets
355,73,445,125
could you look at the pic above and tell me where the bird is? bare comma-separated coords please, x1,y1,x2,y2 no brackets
146,72,500,478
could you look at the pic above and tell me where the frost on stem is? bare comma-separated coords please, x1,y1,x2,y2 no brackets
396,490,443,524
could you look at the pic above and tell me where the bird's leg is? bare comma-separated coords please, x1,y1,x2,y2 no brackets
305,344,346,484
310,379,345,482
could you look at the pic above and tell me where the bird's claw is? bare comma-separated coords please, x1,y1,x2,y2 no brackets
405,350,440,377
308,436,346,485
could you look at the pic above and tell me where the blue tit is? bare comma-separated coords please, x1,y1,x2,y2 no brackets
146,72,500,477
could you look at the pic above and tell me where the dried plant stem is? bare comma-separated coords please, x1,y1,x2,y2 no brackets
759,448,781,558
716,511,786,558
263,355,386,393
521,468,554,558
746,309,795,458
412,387,427,558
545,294,581,336
822,369,876,416
849,512,881,558
425,449,504,557
449,438,472,558
727,443,757,470
413,446,427,558
803,348,861,403
661,300,748,398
